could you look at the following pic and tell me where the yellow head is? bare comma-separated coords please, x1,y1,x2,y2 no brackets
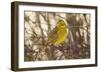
57,20,66,29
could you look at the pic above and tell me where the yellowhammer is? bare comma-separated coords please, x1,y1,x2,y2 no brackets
48,20,68,46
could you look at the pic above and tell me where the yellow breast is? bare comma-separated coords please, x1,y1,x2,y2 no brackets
53,28,67,46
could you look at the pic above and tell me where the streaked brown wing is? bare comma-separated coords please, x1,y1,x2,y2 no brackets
48,27,58,42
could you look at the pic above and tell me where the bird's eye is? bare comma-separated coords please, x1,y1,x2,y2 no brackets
61,24,63,26
61,23,64,26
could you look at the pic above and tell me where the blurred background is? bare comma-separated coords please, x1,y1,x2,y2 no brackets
24,11,90,61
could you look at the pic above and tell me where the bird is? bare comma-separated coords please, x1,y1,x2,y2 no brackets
48,20,68,46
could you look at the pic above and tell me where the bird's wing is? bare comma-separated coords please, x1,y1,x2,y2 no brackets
48,27,58,42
